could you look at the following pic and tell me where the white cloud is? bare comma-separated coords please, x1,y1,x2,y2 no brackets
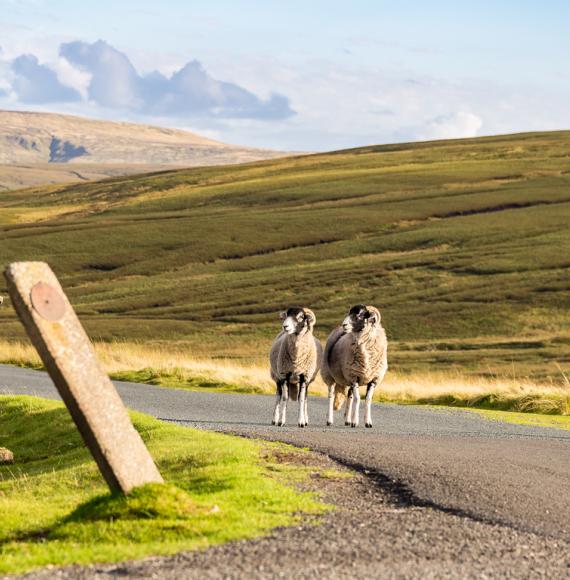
11,53,81,103
2,39,295,121
412,111,483,141
1,36,570,150
51,56,91,100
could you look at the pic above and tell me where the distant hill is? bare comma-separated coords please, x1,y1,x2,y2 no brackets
0,110,289,190
0,130,568,380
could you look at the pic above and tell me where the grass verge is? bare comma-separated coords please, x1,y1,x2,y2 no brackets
459,407,570,430
0,395,328,575
1,339,568,416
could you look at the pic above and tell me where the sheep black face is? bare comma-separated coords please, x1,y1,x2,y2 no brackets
280,307,316,335
342,304,381,333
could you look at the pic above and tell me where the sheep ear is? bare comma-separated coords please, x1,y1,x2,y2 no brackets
366,306,381,325
280,311,287,321
303,308,316,329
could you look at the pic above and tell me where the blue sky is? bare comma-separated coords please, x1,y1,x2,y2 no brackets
1,0,569,150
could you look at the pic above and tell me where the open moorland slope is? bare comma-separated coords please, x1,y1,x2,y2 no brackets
0,110,288,190
0,131,569,381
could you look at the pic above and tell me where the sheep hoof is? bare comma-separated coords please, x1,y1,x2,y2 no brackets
326,421,333,426
365,423,372,428
277,421,285,427
271,420,276,425
345,421,350,426
298,423,305,428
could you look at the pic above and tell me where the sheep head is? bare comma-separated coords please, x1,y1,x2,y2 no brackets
280,306,316,335
342,304,381,333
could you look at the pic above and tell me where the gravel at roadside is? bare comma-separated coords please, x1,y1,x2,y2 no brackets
14,448,570,580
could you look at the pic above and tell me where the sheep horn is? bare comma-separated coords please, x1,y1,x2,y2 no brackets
303,308,316,329
366,305,381,325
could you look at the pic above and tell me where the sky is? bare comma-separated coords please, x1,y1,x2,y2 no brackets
1,0,569,151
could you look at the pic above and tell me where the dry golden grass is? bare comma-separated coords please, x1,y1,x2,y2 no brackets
1,339,568,415
380,370,570,414
0,339,42,367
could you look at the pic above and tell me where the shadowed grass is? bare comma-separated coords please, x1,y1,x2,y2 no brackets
66,483,197,521
0,395,329,575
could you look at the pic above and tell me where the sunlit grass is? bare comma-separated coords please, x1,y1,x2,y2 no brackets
2,339,568,415
458,407,570,430
0,395,329,574
1,132,569,415
1,131,569,379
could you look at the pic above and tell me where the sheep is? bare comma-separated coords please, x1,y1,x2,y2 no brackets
269,307,323,428
321,304,388,428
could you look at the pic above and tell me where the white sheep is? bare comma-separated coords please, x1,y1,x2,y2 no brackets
321,304,388,428
269,307,323,428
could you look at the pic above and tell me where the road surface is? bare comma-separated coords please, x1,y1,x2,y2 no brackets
2,364,569,578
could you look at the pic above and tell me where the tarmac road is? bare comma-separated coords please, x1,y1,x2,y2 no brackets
2,364,570,578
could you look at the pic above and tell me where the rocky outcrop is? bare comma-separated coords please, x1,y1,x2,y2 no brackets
0,110,287,165
49,137,88,162
0,110,290,190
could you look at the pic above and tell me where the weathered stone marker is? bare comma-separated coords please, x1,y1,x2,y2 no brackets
4,262,163,493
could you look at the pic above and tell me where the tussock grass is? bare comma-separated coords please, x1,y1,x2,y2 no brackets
0,339,42,369
0,395,328,574
2,340,568,415
380,370,570,415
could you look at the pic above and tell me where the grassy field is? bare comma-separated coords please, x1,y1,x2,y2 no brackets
0,130,569,395
0,395,329,574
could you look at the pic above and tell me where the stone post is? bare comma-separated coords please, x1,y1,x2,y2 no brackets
4,262,163,493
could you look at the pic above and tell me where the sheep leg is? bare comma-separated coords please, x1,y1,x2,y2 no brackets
272,380,284,425
298,375,307,428
365,381,376,428
326,384,335,426
304,395,309,426
278,380,289,427
344,390,353,426
350,383,360,428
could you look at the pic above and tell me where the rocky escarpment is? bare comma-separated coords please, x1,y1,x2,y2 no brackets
0,110,290,189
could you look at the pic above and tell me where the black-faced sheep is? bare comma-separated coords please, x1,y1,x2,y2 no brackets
321,304,388,428
269,307,323,427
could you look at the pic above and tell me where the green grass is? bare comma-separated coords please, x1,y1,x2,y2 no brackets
1,131,569,381
459,407,570,430
110,368,268,394
0,395,328,575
